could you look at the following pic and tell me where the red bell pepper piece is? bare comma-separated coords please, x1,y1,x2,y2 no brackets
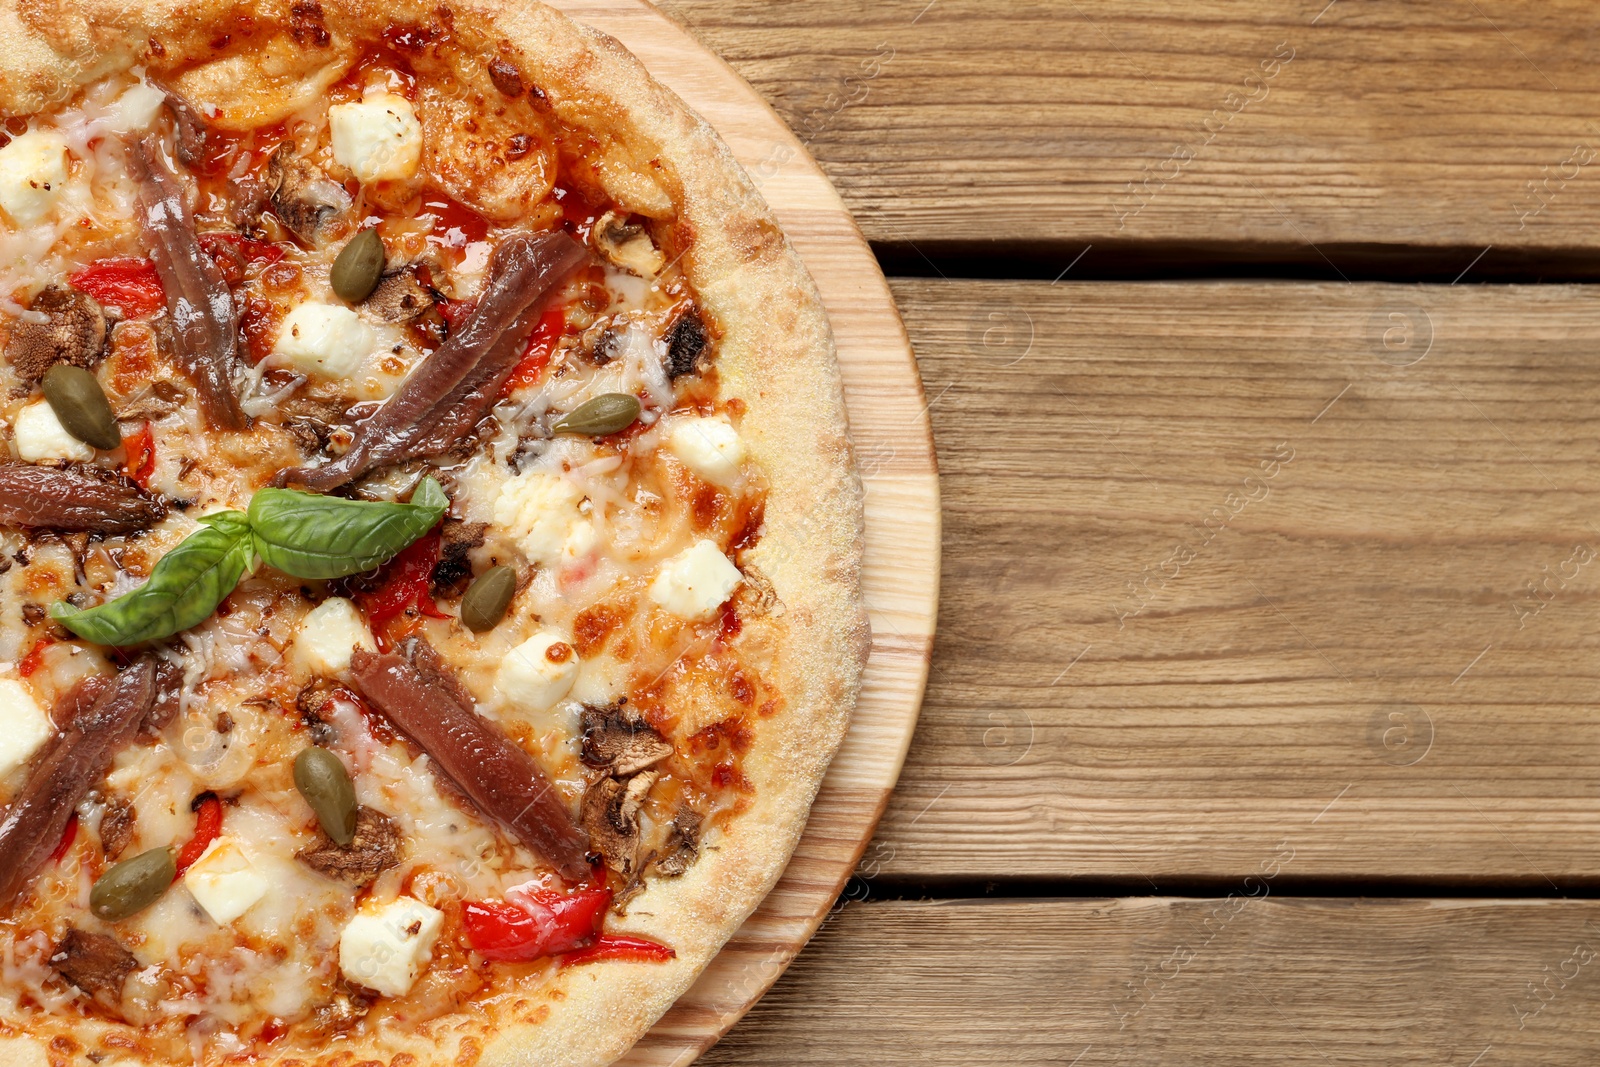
173,793,223,877
501,304,568,395
123,423,156,487
199,233,285,287
463,887,612,962
560,934,676,967
68,258,166,318
48,814,77,864
361,529,449,641
17,639,52,678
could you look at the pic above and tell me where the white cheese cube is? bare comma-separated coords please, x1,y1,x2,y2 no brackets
274,302,374,378
0,130,70,225
493,472,595,567
0,677,54,778
649,539,742,620
106,84,167,135
183,838,269,925
338,896,444,996
328,93,423,184
14,401,94,461
497,631,580,712
294,597,376,675
666,415,746,484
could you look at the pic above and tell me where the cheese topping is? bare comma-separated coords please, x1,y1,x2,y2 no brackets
0,678,53,780
0,130,71,226
328,93,423,183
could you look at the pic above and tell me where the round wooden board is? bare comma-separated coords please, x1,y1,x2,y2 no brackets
540,1,940,1062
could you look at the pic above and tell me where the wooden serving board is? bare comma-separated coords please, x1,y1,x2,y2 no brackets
540,1,940,1062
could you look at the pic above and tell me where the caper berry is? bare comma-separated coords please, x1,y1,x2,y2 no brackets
89,847,175,922
294,746,357,846
42,365,120,451
551,393,642,437
460,565,516,633
330,228,386,304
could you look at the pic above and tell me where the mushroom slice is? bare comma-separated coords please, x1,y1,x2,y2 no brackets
6,285,108,384
51,927,139,1008
581,769,657,877
652,806,703,877
591,210,664,277
268,142,353,245
664,303,709,380
580,701,673,778
295,806,401,885
364,267,437,324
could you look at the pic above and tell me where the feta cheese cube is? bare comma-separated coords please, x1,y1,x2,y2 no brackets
497,631,580,712
328,93,423,184
274,302,374,378
0,677,53,778
14,401,94,461
0,130,70,225
666,415,746,484
294,597,376,675
338,896,444,996
183,838,269,925
493,471,595,567
106,84,166,135
649,539,742,620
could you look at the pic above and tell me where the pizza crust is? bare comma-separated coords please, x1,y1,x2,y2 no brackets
0,0,869,1064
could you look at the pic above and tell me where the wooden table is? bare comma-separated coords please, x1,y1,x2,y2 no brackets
651,1,1600,1062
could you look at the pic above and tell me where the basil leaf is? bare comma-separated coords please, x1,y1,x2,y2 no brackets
248,477,448,580
51,510,254,646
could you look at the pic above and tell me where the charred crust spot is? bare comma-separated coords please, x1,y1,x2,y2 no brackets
505,133,535,161
487,58,524,98
580,701,673,777
7,285,109,383
571,604,625,658
288,1,331,47
51,929,137,1004
295,807,402,885
665,305,709,380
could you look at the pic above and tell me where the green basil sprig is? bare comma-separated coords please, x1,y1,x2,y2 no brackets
50,479,449,647
51,511,254,646
248,477,448,580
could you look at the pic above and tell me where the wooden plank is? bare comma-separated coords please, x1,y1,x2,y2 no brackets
869,278,1600,883
702,897,1600,1065
657,0,1600,256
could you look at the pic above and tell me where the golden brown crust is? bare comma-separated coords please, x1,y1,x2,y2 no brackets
0,0,868,1064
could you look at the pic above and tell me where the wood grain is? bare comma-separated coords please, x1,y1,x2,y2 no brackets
657,0,1600,257
539,2,938,1063
701,897,1600,1065
871,278,1600,885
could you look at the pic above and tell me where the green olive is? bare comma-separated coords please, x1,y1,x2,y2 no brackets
41,365,120,451
90,847,175,922
552,393,642,437
294,746,357,846
330,228,386,304
460,565,516,633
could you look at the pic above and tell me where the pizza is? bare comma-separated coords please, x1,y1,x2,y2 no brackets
0,1,868,1063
